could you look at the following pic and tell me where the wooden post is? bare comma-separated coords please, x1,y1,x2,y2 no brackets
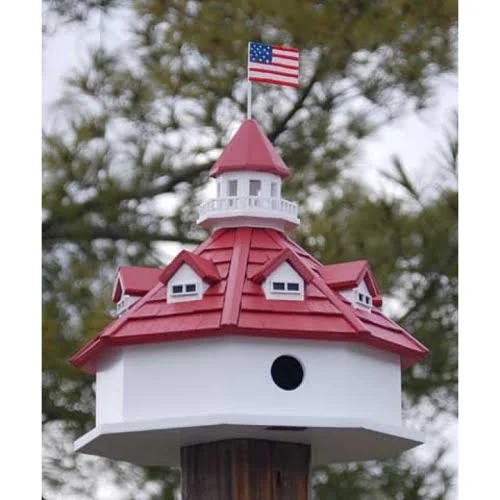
181,439,311,500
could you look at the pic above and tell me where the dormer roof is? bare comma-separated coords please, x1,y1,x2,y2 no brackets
112,267,163,303
250,248,314,284
209,119,290,179
71,228,428,374
159,250,221,285
322,260,383,307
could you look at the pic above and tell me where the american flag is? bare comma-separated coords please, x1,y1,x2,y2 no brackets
248,42,300,88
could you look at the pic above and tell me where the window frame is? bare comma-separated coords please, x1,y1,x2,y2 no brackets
171,283,198,296
271,281,302,294
228,179,238,197
249,179,262,197
355,289,372,307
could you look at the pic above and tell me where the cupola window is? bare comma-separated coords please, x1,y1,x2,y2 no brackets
227,180,238,208
228,180,238,196
249,179,262,196
270,182,278,209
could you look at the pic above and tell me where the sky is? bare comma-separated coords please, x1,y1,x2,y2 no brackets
38,5,462,500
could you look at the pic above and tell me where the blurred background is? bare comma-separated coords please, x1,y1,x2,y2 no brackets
42,1,458,498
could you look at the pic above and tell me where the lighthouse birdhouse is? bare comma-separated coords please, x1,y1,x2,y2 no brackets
71,119,429,467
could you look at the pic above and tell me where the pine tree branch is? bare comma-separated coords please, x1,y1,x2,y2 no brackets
395,246,457,326
85,161,211,216
43,223,204,246
42,161,212,243
268,58,324,143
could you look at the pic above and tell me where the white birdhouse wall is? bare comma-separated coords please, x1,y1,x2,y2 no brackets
94,337,402,428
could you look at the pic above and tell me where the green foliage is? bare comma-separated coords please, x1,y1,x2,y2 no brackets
42,0,457,497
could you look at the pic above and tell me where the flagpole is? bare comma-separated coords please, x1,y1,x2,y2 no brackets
247,42,252,120
247,81,252,120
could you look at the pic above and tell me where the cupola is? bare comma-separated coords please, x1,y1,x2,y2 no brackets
197,119,299,232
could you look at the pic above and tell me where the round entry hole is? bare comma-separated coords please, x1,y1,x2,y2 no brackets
271,355,304,391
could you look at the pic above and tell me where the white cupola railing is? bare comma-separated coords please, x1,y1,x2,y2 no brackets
198,196,298,218
196,171,299,232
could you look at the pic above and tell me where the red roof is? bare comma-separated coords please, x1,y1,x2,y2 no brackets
72,228,428,374
112,267,163,303
209,120,290,178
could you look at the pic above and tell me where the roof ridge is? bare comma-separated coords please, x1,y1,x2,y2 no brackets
310,276,369,335
220,227,253,326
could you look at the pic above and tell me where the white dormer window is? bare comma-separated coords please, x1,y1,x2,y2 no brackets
171,283,197,295
356,290,372,307
264,262,304,301
116,294,140,316
338,280,373,311
167,264,209,303
272,281,300,293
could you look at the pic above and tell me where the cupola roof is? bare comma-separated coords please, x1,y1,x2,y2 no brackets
209,119,290,178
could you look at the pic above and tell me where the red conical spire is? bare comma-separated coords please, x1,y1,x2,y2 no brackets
209,119,290,178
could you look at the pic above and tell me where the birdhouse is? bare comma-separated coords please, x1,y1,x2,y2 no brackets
71,119,429,467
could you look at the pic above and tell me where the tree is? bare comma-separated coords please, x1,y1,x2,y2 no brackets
42,1,457,498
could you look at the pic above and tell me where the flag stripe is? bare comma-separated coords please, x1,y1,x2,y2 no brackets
248,62,299,75
272,45,300,53
272,56,299,66
249,67,299,78
272,53,299,62
273,48,300,59
249,71,299,85
248,76,299,88
251,61,298,70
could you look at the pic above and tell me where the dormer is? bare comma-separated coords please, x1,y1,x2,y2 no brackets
322,260,383,312
251,249,314,301
159,250,221,304
197,119,299,233
112,267,162,316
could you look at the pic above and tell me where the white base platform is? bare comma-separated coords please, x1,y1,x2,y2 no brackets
75,414,424,466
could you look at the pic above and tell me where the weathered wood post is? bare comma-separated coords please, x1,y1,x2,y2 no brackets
181,439,310,499
70,117,429,494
